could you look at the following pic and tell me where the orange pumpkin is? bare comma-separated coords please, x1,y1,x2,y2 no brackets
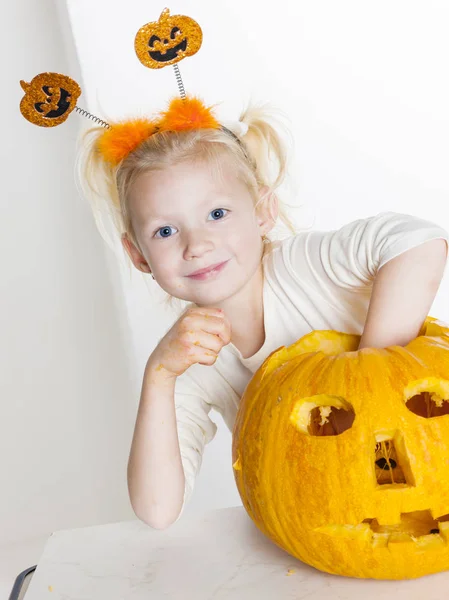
232,316,449,579
19,73,81,127
134,8,202,70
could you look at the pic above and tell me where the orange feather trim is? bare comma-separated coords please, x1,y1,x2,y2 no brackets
96,97,220,166
158,96,220,132
97,118,159,166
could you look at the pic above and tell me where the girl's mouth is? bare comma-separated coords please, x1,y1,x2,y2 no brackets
187,260,229,280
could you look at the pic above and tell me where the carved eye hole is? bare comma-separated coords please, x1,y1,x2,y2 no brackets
170,27,181,39
42,85,55,99
290,394,355,436
149,35,161,47
405,378,449,419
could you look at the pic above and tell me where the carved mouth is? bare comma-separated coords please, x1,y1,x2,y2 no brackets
149,38,187,62
35,87,72,119
316,510,449,548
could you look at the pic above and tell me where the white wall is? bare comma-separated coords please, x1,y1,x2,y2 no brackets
4,0,449,544
1,0,138,544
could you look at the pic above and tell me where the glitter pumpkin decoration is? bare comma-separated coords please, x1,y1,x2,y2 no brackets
20,72,81,127
232,316,449,580
135,8,203,69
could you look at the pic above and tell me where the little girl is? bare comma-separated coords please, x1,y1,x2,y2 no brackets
79,97,448,531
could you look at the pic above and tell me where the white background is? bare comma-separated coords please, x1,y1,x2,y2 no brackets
3,0,449,549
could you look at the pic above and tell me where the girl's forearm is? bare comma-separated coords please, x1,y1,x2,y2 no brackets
358,238,448,350
127,360,185,530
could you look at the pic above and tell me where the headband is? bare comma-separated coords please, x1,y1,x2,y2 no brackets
19,8,249,166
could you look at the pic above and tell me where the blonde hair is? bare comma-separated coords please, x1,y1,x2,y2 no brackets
77,102,299,313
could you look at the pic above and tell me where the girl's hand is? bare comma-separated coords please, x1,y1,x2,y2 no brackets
148,307,231,380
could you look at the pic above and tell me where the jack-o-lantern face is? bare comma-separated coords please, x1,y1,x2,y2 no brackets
232,317,449,579
19,73,81,127
135,8,202,69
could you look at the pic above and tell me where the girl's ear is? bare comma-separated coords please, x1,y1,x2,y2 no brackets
121,233,151,273
257,186,279,235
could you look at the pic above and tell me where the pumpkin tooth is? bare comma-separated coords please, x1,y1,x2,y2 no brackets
314,523,373,541
387,532,415,546
317,520,449,547
413,533,446,551
438,522,449,541
372,533,390,548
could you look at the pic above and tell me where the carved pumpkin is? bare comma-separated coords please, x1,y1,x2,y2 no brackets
135,8,202,69
19,73,81,127
232,316,449,579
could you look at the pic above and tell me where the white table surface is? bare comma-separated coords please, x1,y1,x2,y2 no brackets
23,505,449,599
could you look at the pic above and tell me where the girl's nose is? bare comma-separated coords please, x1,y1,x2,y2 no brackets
184,230,214,249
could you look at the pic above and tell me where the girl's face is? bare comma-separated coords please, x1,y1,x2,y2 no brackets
122,156,276,306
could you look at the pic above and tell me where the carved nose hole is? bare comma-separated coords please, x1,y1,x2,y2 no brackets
374,437,411,486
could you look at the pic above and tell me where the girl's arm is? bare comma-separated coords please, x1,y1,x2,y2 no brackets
127,360,185,530
358,239,448,350
127,306,225,530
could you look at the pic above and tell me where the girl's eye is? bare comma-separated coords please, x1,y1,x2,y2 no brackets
156,225,173,237
209,208,228,221
154,208,229,239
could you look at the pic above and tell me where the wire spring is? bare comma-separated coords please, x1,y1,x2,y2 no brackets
74,106,111,128
173,63,186,99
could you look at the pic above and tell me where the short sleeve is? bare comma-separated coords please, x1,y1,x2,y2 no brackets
286,211,449,293
172,371,218,523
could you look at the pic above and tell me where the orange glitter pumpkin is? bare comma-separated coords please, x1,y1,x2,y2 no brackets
135,8,203,69
19,72,81,127
232,316,449,579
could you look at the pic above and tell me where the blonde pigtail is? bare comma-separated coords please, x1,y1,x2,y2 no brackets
238,104,297,242
75,125,130,257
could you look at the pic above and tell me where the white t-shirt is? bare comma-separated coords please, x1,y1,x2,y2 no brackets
172,211,449,521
